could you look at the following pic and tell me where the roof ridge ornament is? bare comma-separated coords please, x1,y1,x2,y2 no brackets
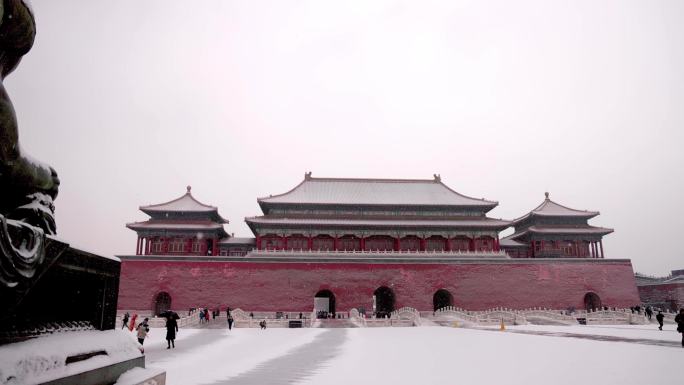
433,174,441,182
545,192,549,200
187,185,192,193
305,171,312,180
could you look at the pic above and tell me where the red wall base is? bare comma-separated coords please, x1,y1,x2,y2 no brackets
118,259,641,312
637,283,684,311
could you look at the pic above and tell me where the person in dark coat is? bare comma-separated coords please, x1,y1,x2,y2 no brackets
121,312,129,330
656,311,664,330
166,316,179,349
227,315,234,330
675,309,684,347
646,306,653,320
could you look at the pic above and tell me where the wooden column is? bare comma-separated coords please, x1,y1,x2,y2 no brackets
333,236,339,251
599,240,604,258
307,236,313,250
420,237,426,251
256,235,262,250
200,239,208,255
212,238,218,256
445,237,451,252
282,236,288,250
530,241,535,258
360,237,366,251
136,237,141,255
470,238,475,252
394,237,400,251
494,238,500,252
185,238,192,254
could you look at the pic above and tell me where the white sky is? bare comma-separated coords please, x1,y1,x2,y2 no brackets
8,0,683,275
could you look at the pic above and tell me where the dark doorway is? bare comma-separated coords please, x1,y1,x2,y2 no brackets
584,292,601,311
154,292,172,315
314,289,335,317
433,289,454,311
374,286,395,316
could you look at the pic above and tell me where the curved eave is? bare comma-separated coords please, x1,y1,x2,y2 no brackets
259,201,498,215
509,226,613,240
140,208,229,224
245,217,511,231
126,222,228,235
256,176,499,211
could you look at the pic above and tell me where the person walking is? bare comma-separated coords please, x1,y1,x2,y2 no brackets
199,310,205,324
656,311,664,331
121,312,130,330
166,316,178,349
646,306,653,320
675,309,684,347
136,318,150,345
227,315,234,330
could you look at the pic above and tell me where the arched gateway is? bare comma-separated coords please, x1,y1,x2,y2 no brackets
584,292,601,311
314,289,335,316
433,289,454,311
374,286,395,316
154,292,172,315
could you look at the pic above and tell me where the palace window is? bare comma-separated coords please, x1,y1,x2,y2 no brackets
338,236,361,251
450,237,470,252
426,236,446,251
151,238,163,253
312,236,334,250
168,238,185,253
364,236,394,251
475,237,493,251
191,240,202,253
400,236,421,251
286,235,308,250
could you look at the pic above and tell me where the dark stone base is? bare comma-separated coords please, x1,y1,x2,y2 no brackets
0,234,121,344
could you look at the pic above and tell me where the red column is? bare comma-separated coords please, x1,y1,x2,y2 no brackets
599,240,604,258
360,237,366,251
530,241,535,258
200,239,208,255
445,238,451,252
470,238,475,252
394,237,400,251
308,236,313,250
162,237,169,254
212,238,218,256
494,238,500,252
256,235,262,250
420,237,426,251
185,238,192,254
136,237,141,255
333,236,339,251
282,236,288,250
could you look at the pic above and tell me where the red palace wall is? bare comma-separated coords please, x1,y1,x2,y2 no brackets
118,258,640,312
637,283,684,311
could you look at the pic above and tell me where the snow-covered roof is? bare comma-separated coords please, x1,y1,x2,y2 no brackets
507,225,613,240
127,220,225,231
258,174,498,207
512,192,599,224
246,216,510,229
499,236,528,248
219,237,256,245
140,186,223,214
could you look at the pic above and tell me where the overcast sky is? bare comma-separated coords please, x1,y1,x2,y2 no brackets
8,0,683,275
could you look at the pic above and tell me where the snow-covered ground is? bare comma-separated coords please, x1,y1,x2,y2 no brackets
128,324,682,385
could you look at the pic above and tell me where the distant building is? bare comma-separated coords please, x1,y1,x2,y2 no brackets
119,174,640,315
635,270,684,311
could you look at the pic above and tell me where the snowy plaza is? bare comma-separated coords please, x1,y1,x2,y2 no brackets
134,324,682,385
